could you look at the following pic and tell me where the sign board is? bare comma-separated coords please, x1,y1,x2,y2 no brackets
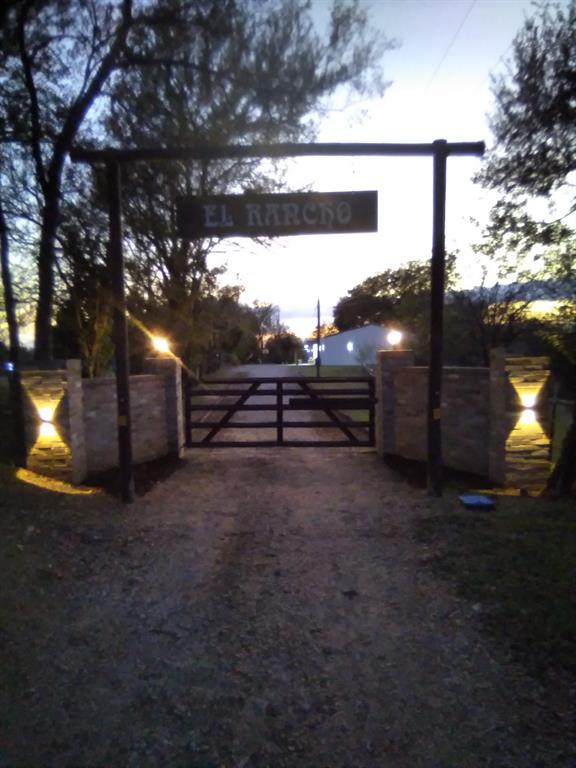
176,190,377,239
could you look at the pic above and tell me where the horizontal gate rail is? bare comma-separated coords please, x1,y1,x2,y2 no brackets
190,440,370,448
188,420,371,429
202,376,372,384
197,386,370,397
187,375,375,447
190,400,375,411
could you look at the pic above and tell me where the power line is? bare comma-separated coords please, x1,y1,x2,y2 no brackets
425,0,478,92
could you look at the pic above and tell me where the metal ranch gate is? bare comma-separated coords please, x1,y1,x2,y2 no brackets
188,376,375,447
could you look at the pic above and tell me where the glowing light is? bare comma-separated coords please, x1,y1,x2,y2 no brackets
519,391,537,409
37,404,56,423
518,408,537,426
346,341,354,352
510,375,548,414
16,468,100,496
513,383,544,410
152,336,171,354
387,330,402,348
39,421,57,439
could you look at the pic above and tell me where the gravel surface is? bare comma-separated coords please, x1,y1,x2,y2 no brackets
1,366,575,767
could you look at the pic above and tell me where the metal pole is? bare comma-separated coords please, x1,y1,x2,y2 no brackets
107,160,134,503
316,298,321,378
427,140,448,496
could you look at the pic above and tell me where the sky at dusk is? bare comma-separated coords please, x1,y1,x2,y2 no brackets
211,0,564,339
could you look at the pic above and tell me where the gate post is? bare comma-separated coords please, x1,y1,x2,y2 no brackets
428,139,448,496
144,357,185,457
107,160,134,503
375,349,415,458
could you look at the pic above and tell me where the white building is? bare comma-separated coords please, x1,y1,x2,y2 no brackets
303,324,399,366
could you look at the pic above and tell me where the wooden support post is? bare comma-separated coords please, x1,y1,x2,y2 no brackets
427,140,447,497
107,160,134,503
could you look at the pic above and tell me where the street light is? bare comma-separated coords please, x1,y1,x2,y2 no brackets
387,329,402,349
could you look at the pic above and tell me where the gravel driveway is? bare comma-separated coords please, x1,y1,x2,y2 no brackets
0,366,574,767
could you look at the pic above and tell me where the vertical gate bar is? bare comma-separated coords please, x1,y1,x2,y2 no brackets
368,378,375,446
277,380,284,445
183,368,192,448
427,139,447,497
107,160,134,504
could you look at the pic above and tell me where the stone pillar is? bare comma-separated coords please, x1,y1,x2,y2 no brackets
489,350,550,492
20,360,86,483
375,350,415,458
144,357,185,457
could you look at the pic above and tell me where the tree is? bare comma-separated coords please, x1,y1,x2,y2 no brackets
1,0,136,360
307,322,339,339
480,1,576,495
265,331,304,364
102,0,392,372
444,202,551,365
333,257,457,361
252,302,280,359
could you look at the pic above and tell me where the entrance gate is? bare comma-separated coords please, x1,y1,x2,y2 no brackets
187,375,375,448
71,139,485,501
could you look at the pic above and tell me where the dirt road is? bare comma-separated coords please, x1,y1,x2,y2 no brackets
0,370,574,766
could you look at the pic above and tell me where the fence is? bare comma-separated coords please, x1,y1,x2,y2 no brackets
9,351,560,493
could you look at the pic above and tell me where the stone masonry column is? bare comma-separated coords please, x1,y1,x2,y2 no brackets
144,357,185,457
489,349,550,492
375,350,415,458
64,360,87,483
20,359,86,483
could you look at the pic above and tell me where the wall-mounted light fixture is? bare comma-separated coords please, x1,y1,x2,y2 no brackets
36,402,58,439
509,377,548,435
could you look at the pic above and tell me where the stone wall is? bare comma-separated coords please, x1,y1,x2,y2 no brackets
83,375,168,474
19,357,184,484
376,350,550,491
392,366,490,477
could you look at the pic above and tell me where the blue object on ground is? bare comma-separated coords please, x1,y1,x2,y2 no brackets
459,494,496,510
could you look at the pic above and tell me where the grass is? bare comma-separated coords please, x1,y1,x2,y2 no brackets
417,496,576,679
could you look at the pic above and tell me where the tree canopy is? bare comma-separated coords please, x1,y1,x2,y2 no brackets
479,1,576,199
333,257,457,361
479,0,576,495
1,0,394,371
